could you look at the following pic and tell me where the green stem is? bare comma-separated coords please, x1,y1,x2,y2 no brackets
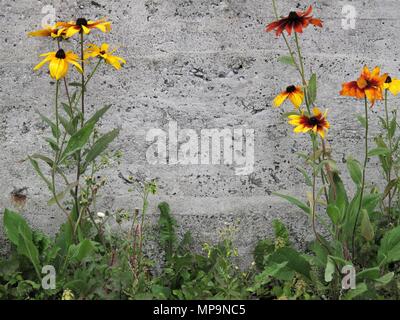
74,32,85,234
352,97,369,259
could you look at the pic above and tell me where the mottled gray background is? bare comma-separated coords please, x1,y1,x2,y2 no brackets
0,0,395,263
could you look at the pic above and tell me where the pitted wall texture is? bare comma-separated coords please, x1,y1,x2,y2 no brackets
0,0,396,262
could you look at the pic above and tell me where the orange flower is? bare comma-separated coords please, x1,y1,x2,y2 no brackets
340,66,388,105
57,18,111,38
288,107,330,138
28,24,66,38
266,6,323,37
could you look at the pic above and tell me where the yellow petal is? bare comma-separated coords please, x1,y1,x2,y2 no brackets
389,78,400,96
82,25,91,34
33,56,51,70
273,92,289,107
65,27,80,38
288,92,303,108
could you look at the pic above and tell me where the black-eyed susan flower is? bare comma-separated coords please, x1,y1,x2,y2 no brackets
28,24,66,38
384,76,400,96
340,66,388,106
84,43,126,70
57,18,111,38
34,49,83,80
266,6,323,37
288,107,330,138
274,85,304,108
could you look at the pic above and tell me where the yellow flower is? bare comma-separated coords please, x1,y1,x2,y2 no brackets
57,18,111,38
288,107,330,138
384,76,400,96
61,289,75,300
28,24,66,38
34,49,83,80
84,43,126,70
274,85,304,109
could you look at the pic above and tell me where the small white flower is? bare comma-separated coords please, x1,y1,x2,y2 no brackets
97,212,106,219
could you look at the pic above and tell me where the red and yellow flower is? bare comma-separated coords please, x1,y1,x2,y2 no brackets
274,85,304,108
266,6,323,37
288,107,330,138
34,49,83,80
340,66,388,105
57,18,111,38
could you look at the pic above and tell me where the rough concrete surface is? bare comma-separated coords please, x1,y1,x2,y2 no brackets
0,0,397,263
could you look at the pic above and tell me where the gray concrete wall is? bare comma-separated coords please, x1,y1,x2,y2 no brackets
0,0,395,262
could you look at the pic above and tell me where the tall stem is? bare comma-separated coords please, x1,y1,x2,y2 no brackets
384,89,393,215
55,81,60,144
352,97,369,259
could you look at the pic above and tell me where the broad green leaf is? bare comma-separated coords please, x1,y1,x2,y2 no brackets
346,157,362,186
59,115,75,136
278,55,295,66
307,73,317,105
70,239,95,262
83,129,119,167
273,192,310,214
45,137,60,152
85,105,111,127
361,209,374,241
3,209,32,246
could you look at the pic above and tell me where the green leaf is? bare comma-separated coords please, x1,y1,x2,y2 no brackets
375,272,394,286
28,156,51,189
356,267,380,282
327,204,342,225
273,192,310,215
59,115,75,136
60,105,112,162
278,55,295,66
297,167,312,186
268,247,311,280
17,226,41,278
357,115,366,128
378,225,400,264
45,137,60,152
342,283,368,300
360,209,374,241
346,157,362,186
368,147,390,157
36,111,60,139
83,129,119,167
47,182,78,206
60,122,95,162
324,256,335,283
307,73,317,105
158,202,177,262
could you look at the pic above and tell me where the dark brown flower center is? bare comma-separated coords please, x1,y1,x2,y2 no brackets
286,85,296,93
76,18,88,26
308,117,320,126
55,49,66,59
100,50,106,55
386,76,392,84
288,11,299,20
